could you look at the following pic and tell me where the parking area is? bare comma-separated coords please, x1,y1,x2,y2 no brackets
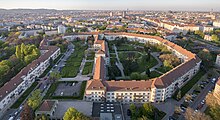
92,102,123,120
53,101,93,119
54,82,82,96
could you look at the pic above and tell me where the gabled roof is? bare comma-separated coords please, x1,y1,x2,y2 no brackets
93,56,105,80
38,100,57,112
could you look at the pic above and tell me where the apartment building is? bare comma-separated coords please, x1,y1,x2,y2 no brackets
83,32,201,103
93,36,110,65
216,54,220,67
0,41,60,116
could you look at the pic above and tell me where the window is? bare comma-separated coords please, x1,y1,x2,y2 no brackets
112,93,114,95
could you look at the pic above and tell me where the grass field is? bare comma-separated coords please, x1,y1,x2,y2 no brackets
61,41,87,77
82,62,94,75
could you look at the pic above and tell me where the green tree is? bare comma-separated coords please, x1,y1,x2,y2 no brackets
35,114,49,120
130,103,137,119
194,30,205,38
27,89,42,110
142,103,154,118
63,107,89,120
49,71,61,83
177,90,182,100
130,72,141,80
211,34,219,42
16,45,22,60
163,60,173,71
66,27,73,33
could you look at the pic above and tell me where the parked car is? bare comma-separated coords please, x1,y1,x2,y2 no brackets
127,109,131,116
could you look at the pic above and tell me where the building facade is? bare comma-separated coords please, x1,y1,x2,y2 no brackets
0,43,60,116
83,33,201,103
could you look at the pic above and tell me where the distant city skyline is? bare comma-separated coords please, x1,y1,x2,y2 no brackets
0,0,220,11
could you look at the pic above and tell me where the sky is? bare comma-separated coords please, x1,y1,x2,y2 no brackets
0,0,219,11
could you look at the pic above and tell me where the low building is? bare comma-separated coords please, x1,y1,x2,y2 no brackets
204,35,212,41
35,100,58,117
58,25,66,34
216,54,220,67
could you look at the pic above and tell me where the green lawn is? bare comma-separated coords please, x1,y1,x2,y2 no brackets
173,70,206,100
11,82,38,108
82,62,94,75
61,41,87,78
117,44,136,51
150,71,162,78
156,67,171,73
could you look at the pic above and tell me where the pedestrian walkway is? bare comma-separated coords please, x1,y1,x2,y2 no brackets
114,44,125,77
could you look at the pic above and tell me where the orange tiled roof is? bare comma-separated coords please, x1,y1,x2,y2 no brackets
93,56,105,80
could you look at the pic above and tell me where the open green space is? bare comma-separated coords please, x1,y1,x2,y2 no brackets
119,51,158,76
61,40,87,77
11,82,38,108
44,81,87,100
149,71,162,78
156,66,171,73
130,103,166,120
82,62,94,75
173,70,206,100
117,44,136,51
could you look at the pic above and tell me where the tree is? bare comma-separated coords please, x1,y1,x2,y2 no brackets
205,93,220,120
177,90,182,100
138,116,149,120
145,67,151,77
185,94,192,102
63,107,89,120
66,27,73,33
16,45,22,60
27,89,42,110
130,72,141,80
211,34,219,42
142,103,154,118
35,114,49,120
49,71,61,83
184,107,211,120
130,103,137,119
174,106,181,114
163,60,173,71
194,30,205,38
21,103,34,120
198,49,213,65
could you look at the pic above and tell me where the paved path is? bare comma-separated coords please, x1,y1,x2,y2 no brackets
149,52,163,72
60,75,90,81
114,44,125,77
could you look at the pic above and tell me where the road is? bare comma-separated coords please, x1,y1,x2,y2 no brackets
152,71,212,120
188,35,220,52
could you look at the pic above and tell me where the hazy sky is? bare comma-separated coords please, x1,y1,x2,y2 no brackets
0,0,219,11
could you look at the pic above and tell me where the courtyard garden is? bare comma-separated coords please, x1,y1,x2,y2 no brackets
107,37,178,80
61,40,87,77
